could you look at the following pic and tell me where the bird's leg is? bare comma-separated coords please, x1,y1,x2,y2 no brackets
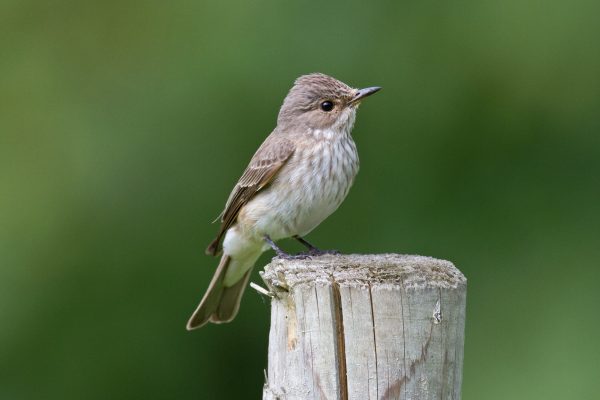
264,235,310,260
293,236,340,256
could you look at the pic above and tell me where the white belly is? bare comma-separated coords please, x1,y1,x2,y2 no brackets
242,134,359,240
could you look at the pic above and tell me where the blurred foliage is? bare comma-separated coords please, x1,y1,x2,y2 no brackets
1,0,599,399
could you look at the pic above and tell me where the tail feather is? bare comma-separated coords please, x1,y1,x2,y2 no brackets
186,254,256,330
186,255,230,330
211,268,252,323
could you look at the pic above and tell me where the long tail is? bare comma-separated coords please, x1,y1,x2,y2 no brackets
186,254,255,330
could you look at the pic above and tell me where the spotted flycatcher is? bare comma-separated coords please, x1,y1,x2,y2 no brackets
187,73,380,330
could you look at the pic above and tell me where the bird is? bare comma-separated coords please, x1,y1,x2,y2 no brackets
186,73,381,330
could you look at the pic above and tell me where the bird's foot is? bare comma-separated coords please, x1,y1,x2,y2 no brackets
298,248,340,257
264,235,341,260
293,235,340,257
275,252,312,260
264,235,312,260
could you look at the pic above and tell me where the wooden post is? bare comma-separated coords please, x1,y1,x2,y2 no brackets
260,254,466,400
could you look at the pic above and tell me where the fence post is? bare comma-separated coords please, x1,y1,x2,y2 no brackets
260,254,466,400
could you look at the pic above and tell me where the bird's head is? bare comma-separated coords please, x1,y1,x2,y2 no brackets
277,73,381,134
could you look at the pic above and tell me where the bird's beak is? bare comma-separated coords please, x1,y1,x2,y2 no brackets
350,86,382,104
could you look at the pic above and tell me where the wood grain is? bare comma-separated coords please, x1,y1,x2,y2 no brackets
261,254,466,400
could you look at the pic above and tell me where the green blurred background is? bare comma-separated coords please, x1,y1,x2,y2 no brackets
1,0,599,399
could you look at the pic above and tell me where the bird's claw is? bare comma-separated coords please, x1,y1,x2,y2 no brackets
299,248,340,257
275,252,312,261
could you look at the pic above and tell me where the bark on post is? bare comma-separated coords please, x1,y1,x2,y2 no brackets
260,254,466,400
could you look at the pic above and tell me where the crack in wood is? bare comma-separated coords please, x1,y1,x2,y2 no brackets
399,278,408,400
331,279,348,400
368,282,379,400
380,321,436,400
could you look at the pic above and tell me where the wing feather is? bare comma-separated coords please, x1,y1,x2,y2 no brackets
206,136,294,256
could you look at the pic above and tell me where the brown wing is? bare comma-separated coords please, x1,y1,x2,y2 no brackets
206,135,295,256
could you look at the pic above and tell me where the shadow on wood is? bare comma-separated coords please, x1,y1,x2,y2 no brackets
259,254,467,400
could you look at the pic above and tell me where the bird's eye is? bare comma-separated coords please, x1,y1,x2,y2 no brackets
320,101,334,112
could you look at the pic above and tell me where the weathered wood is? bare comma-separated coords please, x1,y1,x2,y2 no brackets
260,254,466,400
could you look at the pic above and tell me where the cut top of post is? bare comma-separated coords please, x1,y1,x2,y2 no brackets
260,253,466,291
